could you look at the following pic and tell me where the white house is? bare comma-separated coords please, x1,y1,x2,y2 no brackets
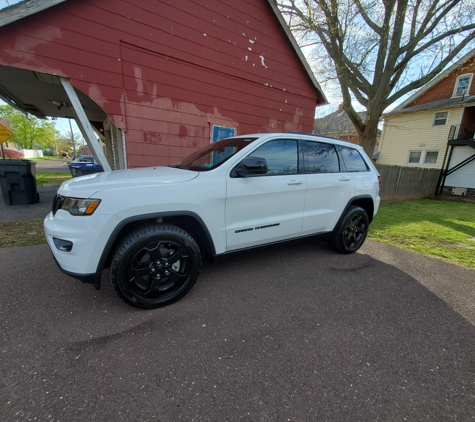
378,49,475,197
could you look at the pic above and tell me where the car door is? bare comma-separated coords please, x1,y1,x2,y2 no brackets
336,144,375,196
301,140,355,235
225,139,306,251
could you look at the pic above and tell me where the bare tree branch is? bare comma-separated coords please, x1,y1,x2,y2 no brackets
277,0,475,157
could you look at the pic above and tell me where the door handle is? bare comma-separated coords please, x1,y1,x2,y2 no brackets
287,180,303,185
339,177,351,181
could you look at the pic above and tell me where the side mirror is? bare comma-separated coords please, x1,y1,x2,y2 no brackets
235,156,268,177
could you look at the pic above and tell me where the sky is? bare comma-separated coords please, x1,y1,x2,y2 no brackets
0,0,21,9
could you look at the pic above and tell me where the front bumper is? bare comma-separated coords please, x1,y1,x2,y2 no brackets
50,253,102,288
44,210,120,281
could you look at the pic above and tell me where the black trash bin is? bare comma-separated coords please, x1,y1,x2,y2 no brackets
0,159,39,206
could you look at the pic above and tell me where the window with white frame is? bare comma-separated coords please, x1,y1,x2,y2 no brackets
433,111,448,126
453,74,472,97
424,151,439,163
408,151,422,163
408,150,439,164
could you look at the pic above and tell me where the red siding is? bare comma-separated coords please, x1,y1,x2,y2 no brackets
0,0,321,167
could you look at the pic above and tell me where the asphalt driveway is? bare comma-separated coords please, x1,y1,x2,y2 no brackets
1,237,474,421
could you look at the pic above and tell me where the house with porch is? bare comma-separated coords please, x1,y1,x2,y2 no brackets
377,49,475,197
0,0,326,170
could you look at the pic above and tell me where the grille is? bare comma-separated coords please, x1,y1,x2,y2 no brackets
52,194,65,216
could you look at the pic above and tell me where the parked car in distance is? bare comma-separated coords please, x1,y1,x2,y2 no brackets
76,155,94,163
44,132,381,309
68,155,103,177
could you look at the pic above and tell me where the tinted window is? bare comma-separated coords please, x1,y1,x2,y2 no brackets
337,146,369,172
171,137,258,171
249,140,298,175
304,141,339,173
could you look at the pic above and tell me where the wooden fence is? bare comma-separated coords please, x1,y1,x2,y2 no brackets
375,164,440,200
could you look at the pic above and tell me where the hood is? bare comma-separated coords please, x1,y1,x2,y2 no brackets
59,166,199,198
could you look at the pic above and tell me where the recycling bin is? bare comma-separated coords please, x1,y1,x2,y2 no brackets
0,159,39,206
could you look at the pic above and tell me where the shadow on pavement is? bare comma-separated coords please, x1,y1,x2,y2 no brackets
0,238,474,420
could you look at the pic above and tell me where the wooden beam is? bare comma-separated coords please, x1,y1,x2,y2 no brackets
0,0,68,28
60,77,112,172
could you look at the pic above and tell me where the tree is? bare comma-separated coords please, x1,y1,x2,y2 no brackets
278,0,475,157
0,104,59,150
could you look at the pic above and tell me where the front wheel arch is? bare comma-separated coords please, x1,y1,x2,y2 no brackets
96,212,216,277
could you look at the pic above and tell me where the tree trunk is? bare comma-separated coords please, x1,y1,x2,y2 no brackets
357,114,381,159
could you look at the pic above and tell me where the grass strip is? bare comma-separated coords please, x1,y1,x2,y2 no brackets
369,199,475,270
0,218,46,248
30,156,66,161
36,172,72,187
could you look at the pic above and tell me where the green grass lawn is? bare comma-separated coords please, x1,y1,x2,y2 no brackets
369,199,475,270
0,219,46,248
36,172,72,187
29,156,65,161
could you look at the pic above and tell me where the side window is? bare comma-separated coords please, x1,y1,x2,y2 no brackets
304,141,339,173
453,74,472,97
424,151,439,164
248,140,298,176
337,145,369,172
408,151,422,163
433,111,448,126
408,150,439,164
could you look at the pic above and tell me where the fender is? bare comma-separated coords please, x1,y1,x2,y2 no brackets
94,210,216,280
334,195,375,229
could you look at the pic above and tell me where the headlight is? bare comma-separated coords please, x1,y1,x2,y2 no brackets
61,197,101,215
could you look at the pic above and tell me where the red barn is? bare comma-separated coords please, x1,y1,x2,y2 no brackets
0,0,326,169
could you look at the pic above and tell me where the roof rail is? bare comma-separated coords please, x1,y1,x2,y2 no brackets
284,131,350,143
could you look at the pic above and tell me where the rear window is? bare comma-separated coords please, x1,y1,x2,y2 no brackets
337,146,369,172
303,141,339,173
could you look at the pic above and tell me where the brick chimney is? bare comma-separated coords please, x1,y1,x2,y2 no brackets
337,103,344,113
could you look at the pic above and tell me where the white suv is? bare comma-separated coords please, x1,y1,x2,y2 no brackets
44,133,381,309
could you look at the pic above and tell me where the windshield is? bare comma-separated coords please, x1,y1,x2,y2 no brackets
170,137,258,171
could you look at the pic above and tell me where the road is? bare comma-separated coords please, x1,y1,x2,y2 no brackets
1,238,474,421
33,157,70,173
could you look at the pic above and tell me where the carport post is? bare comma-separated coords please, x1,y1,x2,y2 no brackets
60,77,112,172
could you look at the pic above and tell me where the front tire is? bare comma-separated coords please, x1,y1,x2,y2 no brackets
111,224,202,309
329,206,369,254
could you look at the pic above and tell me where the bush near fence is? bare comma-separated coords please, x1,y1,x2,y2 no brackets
375,164,440,200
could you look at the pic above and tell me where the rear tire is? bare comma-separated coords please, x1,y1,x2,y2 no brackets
329,206,369,254
111,224,202,309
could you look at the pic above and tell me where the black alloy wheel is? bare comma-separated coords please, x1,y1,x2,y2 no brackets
111,224,201,309
329,205,369,254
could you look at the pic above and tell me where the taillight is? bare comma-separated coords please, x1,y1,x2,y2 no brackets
378,175,382,185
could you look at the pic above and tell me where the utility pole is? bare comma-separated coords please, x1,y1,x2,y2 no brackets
69,118,76,158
